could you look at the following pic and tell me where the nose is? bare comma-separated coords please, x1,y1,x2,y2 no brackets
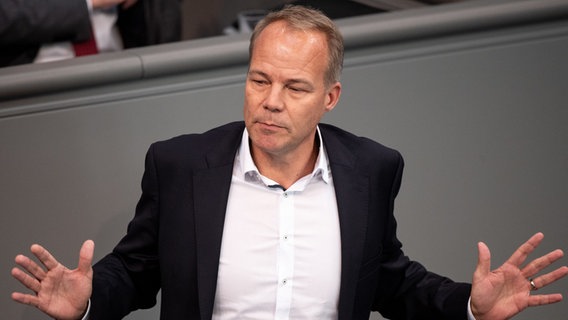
263,86,284,112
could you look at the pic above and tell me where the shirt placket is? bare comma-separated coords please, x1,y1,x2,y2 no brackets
274,189,295,320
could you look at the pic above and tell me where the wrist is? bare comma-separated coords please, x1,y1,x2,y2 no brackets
77,299,91,320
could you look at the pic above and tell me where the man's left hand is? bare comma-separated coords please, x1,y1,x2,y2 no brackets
471,232,568,320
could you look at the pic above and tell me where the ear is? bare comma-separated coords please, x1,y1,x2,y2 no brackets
325,81,342,112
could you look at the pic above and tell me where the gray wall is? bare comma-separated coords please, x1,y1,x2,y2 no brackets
1,0,567,319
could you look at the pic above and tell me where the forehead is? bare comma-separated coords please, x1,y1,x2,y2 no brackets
250,21,328,79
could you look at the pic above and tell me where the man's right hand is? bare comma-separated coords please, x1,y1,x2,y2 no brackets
11,240,94,320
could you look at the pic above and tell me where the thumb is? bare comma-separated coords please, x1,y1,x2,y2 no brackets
475,241,491,280
77,240,95,274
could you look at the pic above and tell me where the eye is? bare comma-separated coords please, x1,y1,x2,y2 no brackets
287,85,310,94
285,81,312,94
250,78,268,86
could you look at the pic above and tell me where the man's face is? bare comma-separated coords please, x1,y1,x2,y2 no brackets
244,20,341,159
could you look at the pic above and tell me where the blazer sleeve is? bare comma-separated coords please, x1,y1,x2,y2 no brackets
91,143,162,320
373,152,472,319
0,0,91,45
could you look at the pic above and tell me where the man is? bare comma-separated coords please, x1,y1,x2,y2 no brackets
11,5,568,320
0,0,180,67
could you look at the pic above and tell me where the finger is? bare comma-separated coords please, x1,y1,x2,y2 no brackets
527,293,564,307
474,241,491,279
11,267,41,293
30,244,60,271
532,265,568,290
506,232,544,267
77,240,95,274
14,254,47,280
11,291,40,308
522,249,565,278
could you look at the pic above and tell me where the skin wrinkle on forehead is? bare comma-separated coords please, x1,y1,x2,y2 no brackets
255,22,329,88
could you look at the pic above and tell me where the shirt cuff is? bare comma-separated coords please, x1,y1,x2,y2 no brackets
467,296,477,320
80,299,91,320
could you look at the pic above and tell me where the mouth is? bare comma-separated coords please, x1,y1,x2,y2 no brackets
255,121,286,133
257,120,283,128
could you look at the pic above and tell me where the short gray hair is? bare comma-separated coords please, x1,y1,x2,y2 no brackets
249,5,344,87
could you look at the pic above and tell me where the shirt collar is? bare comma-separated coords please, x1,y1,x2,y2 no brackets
237,126,331,186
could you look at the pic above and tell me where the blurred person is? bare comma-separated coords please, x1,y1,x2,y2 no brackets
0,0,181,67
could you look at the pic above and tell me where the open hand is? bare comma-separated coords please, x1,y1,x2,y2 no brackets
11,240,95,320
471,232,568,320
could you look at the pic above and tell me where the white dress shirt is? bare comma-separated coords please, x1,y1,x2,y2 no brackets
212,128,342,319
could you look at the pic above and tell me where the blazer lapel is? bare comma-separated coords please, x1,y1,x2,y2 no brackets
321,127,370,320
192,124,244,320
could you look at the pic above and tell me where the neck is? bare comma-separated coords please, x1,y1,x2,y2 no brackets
251,136,319,190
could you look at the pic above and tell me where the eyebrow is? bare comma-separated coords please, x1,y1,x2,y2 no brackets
248,70,315,90
247,70,270,80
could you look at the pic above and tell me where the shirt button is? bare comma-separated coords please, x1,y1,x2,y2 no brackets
283,192,288,198
283,235,288,241
282,278,288,285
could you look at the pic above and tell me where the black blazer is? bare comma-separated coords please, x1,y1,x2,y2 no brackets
92,121,471,319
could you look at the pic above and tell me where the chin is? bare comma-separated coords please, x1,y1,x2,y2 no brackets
250,135,285,154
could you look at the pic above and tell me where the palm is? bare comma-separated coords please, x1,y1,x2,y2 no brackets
471,233,568,320
35,262,92,319
472,261,529,319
